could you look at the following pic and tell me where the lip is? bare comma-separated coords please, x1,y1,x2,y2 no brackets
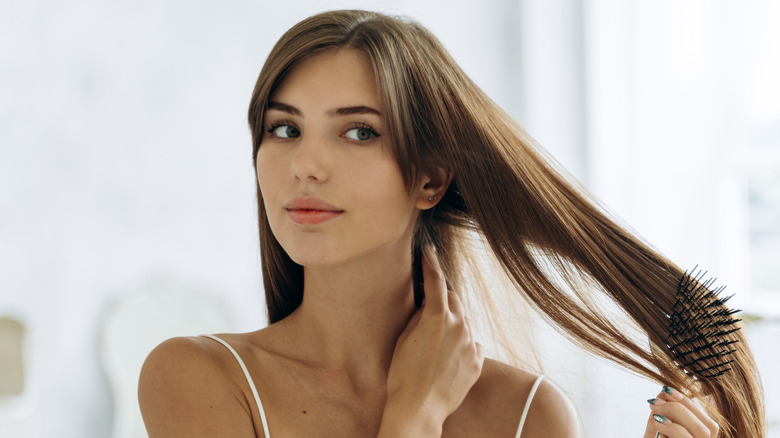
285,197,344,225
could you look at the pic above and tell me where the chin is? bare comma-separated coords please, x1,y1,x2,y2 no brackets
282,242,393,269
281,243,346,268
286,252,329,267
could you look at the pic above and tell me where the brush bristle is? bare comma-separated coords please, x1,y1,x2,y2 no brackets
666,267,742,379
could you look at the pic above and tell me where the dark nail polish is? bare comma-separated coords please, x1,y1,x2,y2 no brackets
653,414,671,424
662,386,683,400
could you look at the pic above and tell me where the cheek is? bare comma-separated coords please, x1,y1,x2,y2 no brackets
256,148,279,195
359,164,416,221
255,150,284,225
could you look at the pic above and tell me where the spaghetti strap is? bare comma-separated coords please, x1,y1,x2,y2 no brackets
202,335,271,438
514,374,544,438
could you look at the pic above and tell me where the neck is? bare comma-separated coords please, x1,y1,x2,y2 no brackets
279,244,417,388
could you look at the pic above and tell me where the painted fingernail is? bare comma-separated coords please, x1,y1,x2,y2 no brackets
662,386,683,400
653,414,671,425
647,398,666,405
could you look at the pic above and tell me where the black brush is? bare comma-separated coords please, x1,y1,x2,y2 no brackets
666,267,742,379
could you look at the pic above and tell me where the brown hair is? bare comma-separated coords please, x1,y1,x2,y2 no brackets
247,10,764,437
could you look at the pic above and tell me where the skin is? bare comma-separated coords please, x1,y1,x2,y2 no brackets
138,48,714,437
643,387,720,438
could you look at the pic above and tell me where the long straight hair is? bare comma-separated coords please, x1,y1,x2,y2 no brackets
247,10,764,437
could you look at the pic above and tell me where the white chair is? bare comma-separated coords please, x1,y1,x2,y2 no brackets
0,315,31,438
100,277,235,438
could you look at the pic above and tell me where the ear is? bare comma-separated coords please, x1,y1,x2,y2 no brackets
414,167,453,210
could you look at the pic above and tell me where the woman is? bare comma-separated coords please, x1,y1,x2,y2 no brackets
139,10,764,437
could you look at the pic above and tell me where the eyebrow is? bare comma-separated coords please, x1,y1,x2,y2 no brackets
328,106,381,117
267,101,381,117
267,101,302,116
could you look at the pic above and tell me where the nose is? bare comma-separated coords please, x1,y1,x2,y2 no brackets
290,131,329,183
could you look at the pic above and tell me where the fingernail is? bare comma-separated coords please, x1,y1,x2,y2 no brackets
662,386,683,400
647,398,666,405
653,414,671,425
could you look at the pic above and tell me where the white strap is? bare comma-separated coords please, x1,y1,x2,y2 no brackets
202,335,271,438
515,375,544,438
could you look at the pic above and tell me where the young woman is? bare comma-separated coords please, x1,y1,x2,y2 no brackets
139,10,764,438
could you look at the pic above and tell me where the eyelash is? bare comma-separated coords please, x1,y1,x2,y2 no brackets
345,122,382,140
263,121,383,140
264,119,297,136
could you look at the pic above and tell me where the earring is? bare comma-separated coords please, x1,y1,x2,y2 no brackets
428,194,438,201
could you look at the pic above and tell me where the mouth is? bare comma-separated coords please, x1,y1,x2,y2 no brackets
286,209,343,225
284,197,344,225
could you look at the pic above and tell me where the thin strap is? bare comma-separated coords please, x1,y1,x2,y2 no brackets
514,375,544,438
202,335,271,438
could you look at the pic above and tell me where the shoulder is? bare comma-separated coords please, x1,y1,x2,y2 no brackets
138,335,257,437
516,371,581,437
139,336,227,394
446,359,580,437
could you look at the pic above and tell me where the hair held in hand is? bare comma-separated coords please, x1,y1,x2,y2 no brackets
247,10,764,438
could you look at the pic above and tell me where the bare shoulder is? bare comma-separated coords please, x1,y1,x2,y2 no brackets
138,336,257,437
517,371,581,437
445,359,580,437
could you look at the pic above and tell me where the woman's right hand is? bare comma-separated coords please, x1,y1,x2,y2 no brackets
643,386,720,438
380,245,484,436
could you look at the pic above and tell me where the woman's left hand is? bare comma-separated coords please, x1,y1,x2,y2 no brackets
643,386,719,438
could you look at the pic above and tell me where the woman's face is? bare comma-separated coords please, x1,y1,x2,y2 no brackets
256,49,428,268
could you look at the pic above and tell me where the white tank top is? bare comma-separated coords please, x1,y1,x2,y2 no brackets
203,334,544,438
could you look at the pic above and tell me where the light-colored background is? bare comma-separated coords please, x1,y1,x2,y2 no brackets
1,0,778,436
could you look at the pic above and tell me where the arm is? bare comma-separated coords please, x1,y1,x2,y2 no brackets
377,401,445,437
138,336,257,437
378,245,484,437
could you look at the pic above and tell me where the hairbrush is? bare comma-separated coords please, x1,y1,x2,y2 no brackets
666,267,742,379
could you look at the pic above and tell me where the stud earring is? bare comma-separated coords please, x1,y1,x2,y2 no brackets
428,194,438,201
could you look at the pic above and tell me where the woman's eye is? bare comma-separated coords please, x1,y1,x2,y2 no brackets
271,125,300,138
345,127,377,141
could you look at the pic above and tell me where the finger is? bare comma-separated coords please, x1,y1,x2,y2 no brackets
662,387,719,437
652,387,718,438
467,342,485,379
648,399,706,438
646,396,677,438
474,342,485,368
652,413,693,438
421,245,448,313
643,413,664,438
448,290,465,318
395,308,424,346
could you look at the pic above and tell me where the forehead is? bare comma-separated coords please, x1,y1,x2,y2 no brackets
270,48,381,111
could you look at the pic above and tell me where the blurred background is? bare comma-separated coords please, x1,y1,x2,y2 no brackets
1,0,778,436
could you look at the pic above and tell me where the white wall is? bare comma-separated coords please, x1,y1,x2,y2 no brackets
2,0,778,436
0,1,515,436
